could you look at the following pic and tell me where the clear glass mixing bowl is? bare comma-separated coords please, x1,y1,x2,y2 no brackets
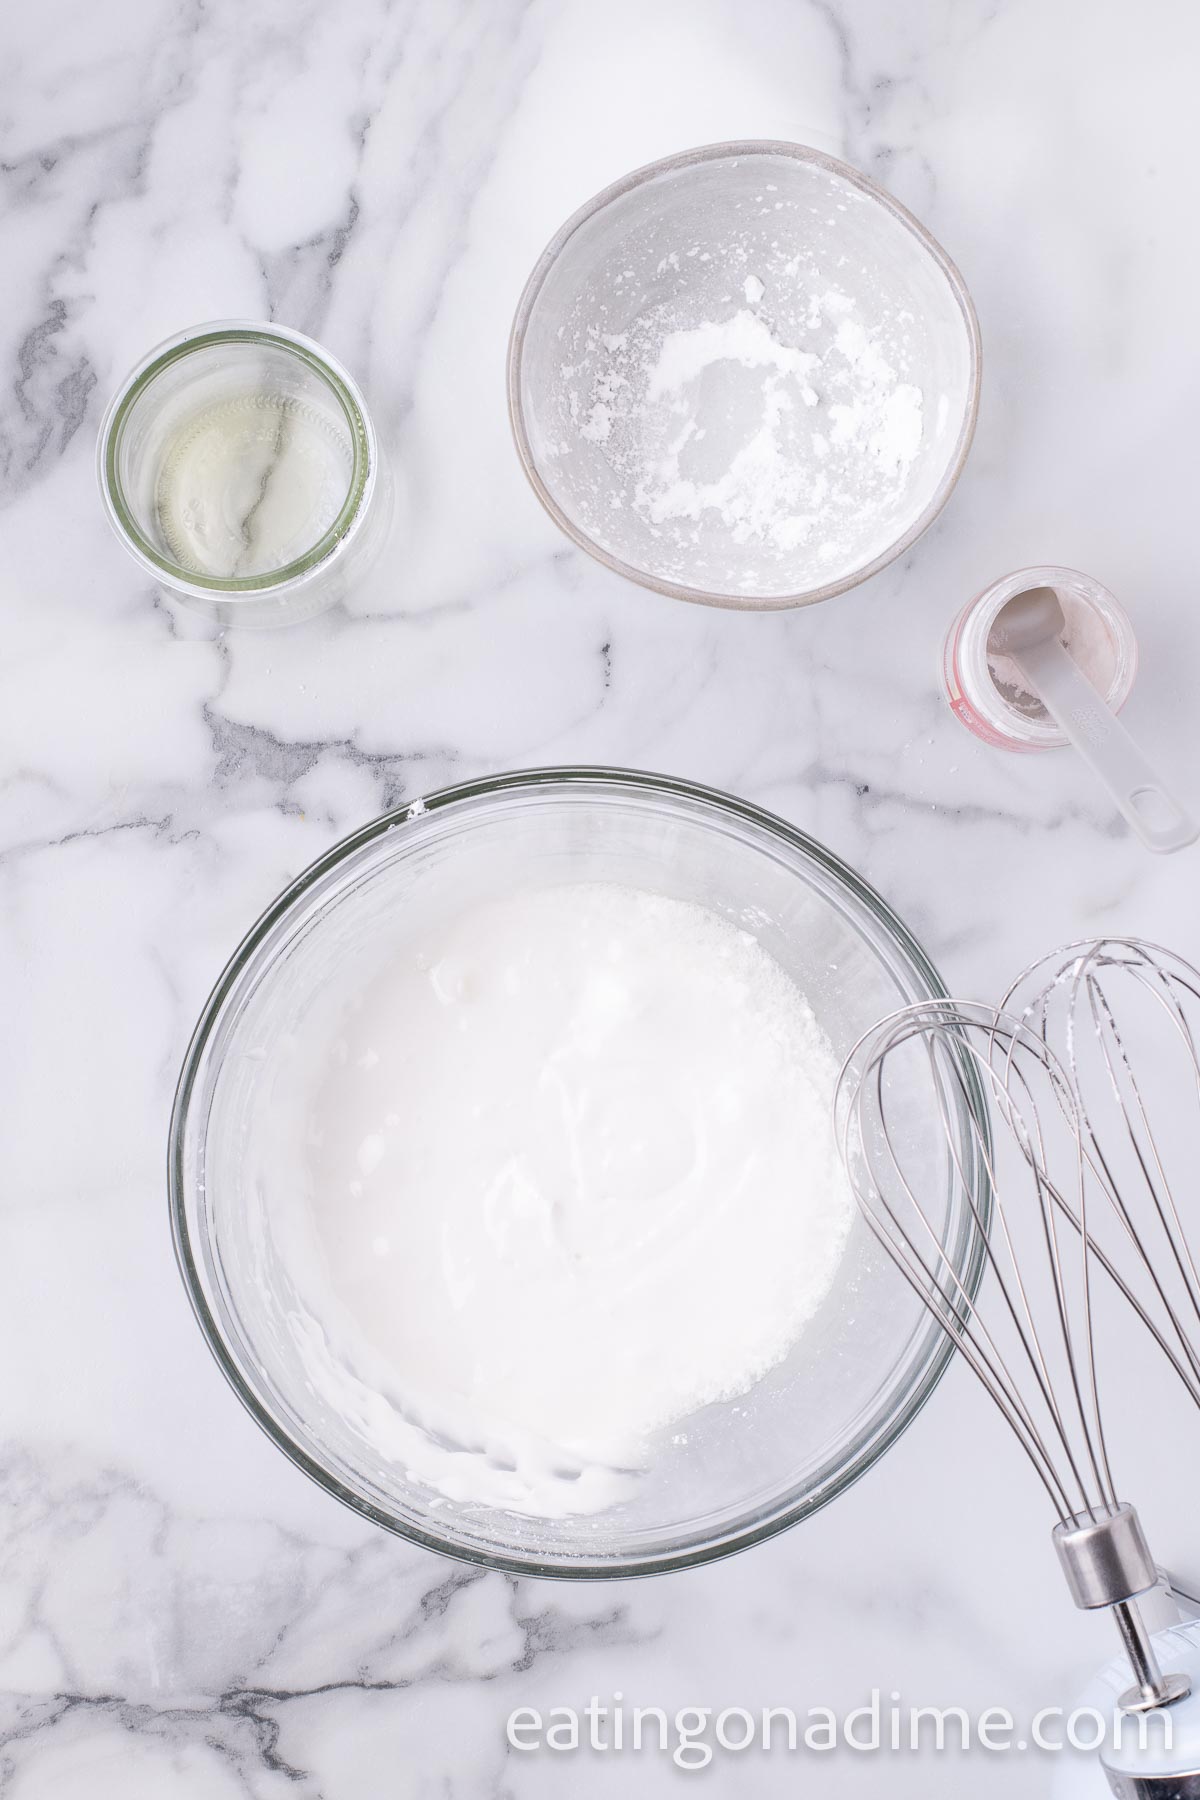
170,769,988,1577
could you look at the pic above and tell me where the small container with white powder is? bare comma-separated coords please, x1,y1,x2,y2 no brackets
510,144,980,608
943,565,1138,751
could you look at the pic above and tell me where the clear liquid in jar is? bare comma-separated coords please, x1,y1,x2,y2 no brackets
153,388,354,579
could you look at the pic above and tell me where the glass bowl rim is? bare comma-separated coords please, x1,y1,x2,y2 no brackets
97,319,374,596
507,139,983,613
169,765,990,1578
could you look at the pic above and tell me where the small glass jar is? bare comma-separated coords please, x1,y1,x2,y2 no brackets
98,321,391,628
942,564,1138,752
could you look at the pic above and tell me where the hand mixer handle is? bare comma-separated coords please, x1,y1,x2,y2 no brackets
1054,1505,1192,1714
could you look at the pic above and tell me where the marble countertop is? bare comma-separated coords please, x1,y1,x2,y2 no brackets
4,0,1200,1793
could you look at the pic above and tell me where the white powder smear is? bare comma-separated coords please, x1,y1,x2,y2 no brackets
564,286,927,578
607,300,924,558
274,883,853,1518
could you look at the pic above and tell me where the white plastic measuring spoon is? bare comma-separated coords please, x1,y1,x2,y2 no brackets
990,586,1197,855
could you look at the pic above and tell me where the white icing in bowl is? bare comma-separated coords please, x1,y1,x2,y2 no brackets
171,770,988,1575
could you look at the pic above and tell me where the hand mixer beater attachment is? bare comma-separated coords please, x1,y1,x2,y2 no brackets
1005,937,1200,1418
836,995,1193,1755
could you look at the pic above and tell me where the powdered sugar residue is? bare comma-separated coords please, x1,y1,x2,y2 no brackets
561,277,930,580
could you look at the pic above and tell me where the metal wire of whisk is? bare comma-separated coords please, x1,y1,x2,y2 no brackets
835,996,1191,1717
1004,937,1200,1413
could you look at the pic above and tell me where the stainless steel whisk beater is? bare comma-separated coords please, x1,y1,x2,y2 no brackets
836,995,1192,1726
1004,936,1200,1416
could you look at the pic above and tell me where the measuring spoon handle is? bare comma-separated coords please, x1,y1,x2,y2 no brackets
1012,637,1198,855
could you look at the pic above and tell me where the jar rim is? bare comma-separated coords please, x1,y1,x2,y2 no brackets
96,321,374,596
944,565,1139,751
